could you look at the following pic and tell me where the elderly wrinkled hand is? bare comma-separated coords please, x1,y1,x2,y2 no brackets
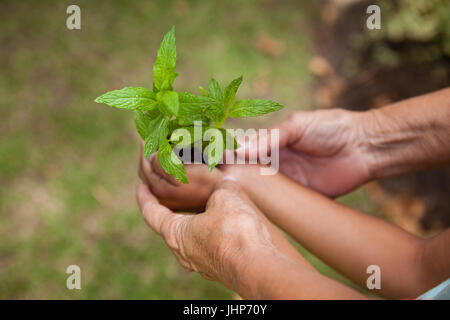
237,109,373,197
136,178,274,289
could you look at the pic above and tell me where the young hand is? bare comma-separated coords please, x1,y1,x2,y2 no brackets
138,143,223,212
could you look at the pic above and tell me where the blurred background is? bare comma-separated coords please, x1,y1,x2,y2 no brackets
0,0,448,299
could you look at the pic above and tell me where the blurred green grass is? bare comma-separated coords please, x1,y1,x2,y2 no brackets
0,0,377,299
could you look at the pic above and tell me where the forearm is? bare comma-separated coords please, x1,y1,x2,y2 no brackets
230,245,366,300
360,88,450,179
233,166,429,298
420,229,450,291
241,191,316,271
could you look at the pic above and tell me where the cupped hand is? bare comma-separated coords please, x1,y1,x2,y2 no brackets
136,179,274,288
237,109,374,197
138,143,223,212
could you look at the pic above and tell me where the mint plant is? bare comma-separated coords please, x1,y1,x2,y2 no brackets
95,26,284,183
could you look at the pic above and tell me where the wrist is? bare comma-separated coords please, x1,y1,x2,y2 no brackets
355,109,384,180
219,164,260,194
357,103,441,179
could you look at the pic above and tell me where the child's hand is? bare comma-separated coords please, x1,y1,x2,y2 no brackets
139,143,223,212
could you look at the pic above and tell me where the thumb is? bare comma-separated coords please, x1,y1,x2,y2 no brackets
205,177,257,216
214,176,241,194
205,177,242,211
136,183,181,236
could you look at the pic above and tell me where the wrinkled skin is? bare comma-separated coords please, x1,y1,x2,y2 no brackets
138,109,373,210
136,180,273,287
136,109,374,289
237,109,373,197
137,89,450,299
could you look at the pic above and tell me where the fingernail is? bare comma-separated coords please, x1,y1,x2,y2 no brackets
220,175,237,182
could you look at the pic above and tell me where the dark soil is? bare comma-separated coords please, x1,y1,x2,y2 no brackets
313,0,450,233
174,146,208,164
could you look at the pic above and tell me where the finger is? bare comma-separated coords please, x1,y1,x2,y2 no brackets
235,115,296,160
139,141,150,185
213,177,241,194
141,154,158,189
138,167,149,185
136,183,180,236
141,150,169,194
151,153,181,186
136,184,197,273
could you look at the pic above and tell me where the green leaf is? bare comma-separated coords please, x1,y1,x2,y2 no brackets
144,113,169,158
135,108,162,140
170,125,211,148
167,119,181,134
134,110,151,139
199,86,207,97
178,92,216,110
205,78,226,123
158,91,179,116
219,128,240,150
170,127,194,148
208,78,223,101
177,115,209,127
204,128,224,171
95,87,157,110
177,92,216,125
157,138,188,184
229,99,284,118
223,76,243,107
153,26,177,91
206,102,226,124
170,126,196,148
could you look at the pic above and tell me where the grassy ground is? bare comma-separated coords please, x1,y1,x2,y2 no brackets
0,0,378,299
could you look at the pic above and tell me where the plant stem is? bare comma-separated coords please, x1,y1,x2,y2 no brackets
215,107,229,128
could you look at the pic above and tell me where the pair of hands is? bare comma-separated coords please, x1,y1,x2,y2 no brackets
137,108,373,289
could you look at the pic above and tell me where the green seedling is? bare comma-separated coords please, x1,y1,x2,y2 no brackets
95,26,284,183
